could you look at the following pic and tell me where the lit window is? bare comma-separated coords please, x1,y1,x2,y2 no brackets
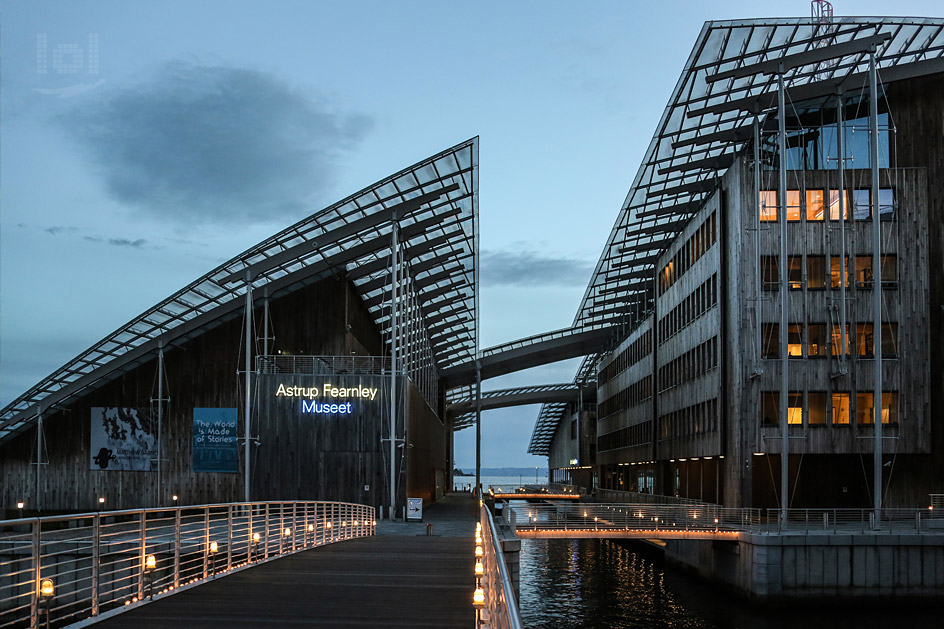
830,256,850,289
809,392,827,424
759,191,777,222
832,393,851,425
831,324,851,356
788,324,803,358
855,256,874,287
806,190,825,221
786,191,802,222
855,255,897,287
828,190,850,221
788,393,803,425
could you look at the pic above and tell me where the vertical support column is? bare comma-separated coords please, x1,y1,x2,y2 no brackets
869,47,883,520
753,117,762,371
475,359,482,498
156,341,164,507
244,269,253,503
777,68,790,519
389,223,399,520
263,287,270,357
837,95,849,374
203,508,210,580
35,411,43,513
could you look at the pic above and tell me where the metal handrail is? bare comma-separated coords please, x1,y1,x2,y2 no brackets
0,500,375,629
255,354,392,375
477,505,522,629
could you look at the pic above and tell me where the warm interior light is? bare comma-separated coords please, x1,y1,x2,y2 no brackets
472,587,485,607
40,579,54,598
145,555,156,570
474,561,484,576
209,541,218,554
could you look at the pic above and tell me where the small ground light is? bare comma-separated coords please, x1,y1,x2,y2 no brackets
209,541,218,553
40,578,54,598
353,520,358,526
474,561,484,576
472,587,485,608
172,495,178,502
307,524,314,532
475,545,483,558
252,532,261,543
145,555,156,570
283,527,291,537
326,522,332,528
372,520,377,526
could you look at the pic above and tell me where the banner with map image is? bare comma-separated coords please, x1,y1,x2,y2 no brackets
89,407,157,471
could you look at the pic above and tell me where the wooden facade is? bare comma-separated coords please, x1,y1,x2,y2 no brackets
0,274,452,514
588,73,942,510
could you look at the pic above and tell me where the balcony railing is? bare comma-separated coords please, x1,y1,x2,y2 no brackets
0,500,375,628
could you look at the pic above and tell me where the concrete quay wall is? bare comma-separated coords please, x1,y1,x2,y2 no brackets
664,533,944,599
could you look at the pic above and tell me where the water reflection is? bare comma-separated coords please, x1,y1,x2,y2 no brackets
519,538,941,629
519,538,709,628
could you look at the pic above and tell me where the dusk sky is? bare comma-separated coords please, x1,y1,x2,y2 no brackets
2,0,940,469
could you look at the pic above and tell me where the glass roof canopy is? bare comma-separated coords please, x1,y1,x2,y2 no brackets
529,16,944,456
0,138,479,445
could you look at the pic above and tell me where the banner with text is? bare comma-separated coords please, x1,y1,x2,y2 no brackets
192,408,239,473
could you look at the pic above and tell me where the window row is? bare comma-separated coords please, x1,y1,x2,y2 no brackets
658,398,719,441
758,188,895,222
658,336,718,392
760,391,899,426
761,322,898,358
600,330,652,385
599,376,652,419
658,274,717,344
761,254,897,290
658,211,717,294
598,420,652,452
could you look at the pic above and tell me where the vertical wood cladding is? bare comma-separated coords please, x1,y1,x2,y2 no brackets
1,274,445,513
587,73,942,509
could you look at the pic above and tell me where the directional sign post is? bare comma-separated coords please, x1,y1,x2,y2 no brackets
406,497,423,521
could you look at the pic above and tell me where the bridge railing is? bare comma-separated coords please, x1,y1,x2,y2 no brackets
476,504,522,629
0,500,375,629
764,507,943,534
488,485,578,497
596,488,714,506
508,503,760,534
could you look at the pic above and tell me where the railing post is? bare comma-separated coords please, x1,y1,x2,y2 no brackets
203,508,210,579
279,504,284,555
264,504,270,559
174,508,181,588
92,514,100,616
292,503,297,551
227,505,233,571
31,519,40,628
138,511,146,600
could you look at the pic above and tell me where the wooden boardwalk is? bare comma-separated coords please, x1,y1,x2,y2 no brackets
95,494,476,628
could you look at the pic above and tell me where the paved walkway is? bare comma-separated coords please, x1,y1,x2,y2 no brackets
96,493,477,628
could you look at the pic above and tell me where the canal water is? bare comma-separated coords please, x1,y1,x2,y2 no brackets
518,537,941,628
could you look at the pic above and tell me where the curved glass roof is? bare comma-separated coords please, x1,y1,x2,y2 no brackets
529,16,944,456
0,138,479,444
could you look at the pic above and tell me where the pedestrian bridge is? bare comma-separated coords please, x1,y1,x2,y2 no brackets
500,502,944,541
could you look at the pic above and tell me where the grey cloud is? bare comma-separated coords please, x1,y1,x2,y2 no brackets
82,235,147,248
44,226,79,236
480,249,593,287
63,61,372,226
